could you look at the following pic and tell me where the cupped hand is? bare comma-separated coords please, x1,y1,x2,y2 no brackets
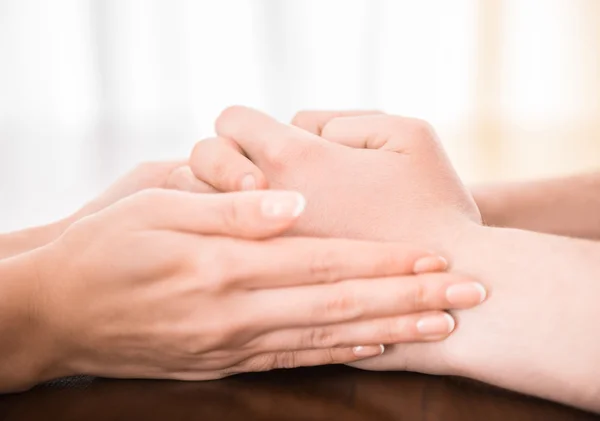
25,189,484,387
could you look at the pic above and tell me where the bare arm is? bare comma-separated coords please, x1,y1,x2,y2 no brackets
443,225,600,412
0,161,213,260
187,107,600,412
0,250,61,391
0,219,71,260
349,221,600,413
473,172,600,239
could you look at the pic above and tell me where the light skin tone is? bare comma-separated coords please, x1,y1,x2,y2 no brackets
8,147,594,258
291,111,600,239
472,173,600,240
3,108,597,410
188,106,600,412
0,185,488,392
0,161,215,259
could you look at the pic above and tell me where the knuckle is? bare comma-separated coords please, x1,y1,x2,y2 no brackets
323,285,363,320
405,118,438,144
130,188,167,209
323,349,337,365
191,138,229,175
215,105,248,134
244,354,278,372
221,195,244,231
201,264,229,293
165,166,189,190
262,139,296,166
198,247,236,293
203,318,244,350
408,117,435,135
179,335,208,356
190,138,213,165
290,110,308,125
304,327,337,349
383,319,401,343
411,282,429,310
275,351,298,369
309,247,341,282
290,110,317,131
378,318,405,344
264,132,315,168
380,115,410,133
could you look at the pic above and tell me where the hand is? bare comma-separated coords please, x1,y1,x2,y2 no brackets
184,109,600,411
72,161,216,222
8,161,218,258
22,188,484,389
188,107,481,248
186,107,487,376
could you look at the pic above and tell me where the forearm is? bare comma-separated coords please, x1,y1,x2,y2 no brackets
473,173,600,239
0,218,72,260
445,224,600,411
0,249,64,392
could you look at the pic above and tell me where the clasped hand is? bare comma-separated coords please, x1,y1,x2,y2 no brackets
8,107,487,390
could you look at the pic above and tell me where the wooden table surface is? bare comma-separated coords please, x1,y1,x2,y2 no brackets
0,366,597,420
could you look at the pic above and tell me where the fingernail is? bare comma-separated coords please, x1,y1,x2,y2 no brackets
416,313,455,336
353,344,385,358
413,256,448,274
241,174,256,191
446,282,487,307
261,192,306,219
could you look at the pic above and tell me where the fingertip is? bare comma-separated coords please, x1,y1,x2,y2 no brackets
240,172,269,191
259,191,306,220
444,312,456,334
241,174,257,191
416,312,456,338
238,190,306,238
446,282,487,308
413,255,448,274
352,344,385,359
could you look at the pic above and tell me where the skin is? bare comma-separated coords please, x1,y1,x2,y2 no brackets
0,187,488,393
472,174,600,239
188,106,600,412
290,110,600,239
0,161,216,260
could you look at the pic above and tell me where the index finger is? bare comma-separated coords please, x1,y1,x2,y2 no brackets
215,105,329,167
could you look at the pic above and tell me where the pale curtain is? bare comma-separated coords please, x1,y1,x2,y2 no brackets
0,0,599,231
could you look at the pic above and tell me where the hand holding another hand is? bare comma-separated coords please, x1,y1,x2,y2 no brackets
10,188,484,391
189,106,481,247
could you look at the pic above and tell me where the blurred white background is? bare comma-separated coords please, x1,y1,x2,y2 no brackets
0,0,599,231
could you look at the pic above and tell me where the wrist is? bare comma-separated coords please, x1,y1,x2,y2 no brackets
470,186,507,228
30,243,78,382
0,247,74,392
436,224,600,410
0,216,74,261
